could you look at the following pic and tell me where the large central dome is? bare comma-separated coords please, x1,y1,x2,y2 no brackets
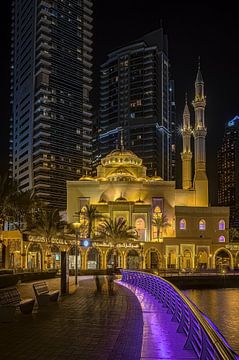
101,148,142,167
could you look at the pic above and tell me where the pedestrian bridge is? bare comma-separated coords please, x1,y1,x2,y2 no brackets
119,270,239,360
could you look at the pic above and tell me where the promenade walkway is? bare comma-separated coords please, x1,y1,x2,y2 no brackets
0,276,198,360
0,277,143,360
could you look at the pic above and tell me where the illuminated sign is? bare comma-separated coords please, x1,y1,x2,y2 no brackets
80,239,91,247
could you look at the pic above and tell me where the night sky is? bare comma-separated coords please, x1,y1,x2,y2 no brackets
1,1,239,204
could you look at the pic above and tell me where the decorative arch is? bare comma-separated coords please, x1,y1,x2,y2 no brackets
213,248,234,269
86,247,102,269
179,219,186,230
26,243,43,271
235,251,239,269
218,219,225,230
199,219,206,230
106,247,123,268
181,248,193,269
144,247,162,270
125,249,140,270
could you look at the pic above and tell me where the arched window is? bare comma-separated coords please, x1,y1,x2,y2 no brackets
135,218,145,230
218,235,225,243
199,219,206,230
219,219,225,231
179,219,186,230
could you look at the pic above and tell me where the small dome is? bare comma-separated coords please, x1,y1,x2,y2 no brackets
115,193,127,201
79,175,95,181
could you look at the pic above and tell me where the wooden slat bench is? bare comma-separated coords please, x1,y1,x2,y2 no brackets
0,287,35,321
33,281,59,306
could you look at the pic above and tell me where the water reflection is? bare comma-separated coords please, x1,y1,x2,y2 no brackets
184,288,239,353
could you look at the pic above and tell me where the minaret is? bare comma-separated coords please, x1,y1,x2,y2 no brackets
192,59,208,206
181,94,192,189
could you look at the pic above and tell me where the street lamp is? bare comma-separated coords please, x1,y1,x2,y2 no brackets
140,242,144,270
73,221,81,285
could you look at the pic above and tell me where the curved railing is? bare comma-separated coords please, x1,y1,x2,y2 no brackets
120,270,239,360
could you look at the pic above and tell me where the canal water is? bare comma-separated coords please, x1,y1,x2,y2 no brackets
184,288,239,353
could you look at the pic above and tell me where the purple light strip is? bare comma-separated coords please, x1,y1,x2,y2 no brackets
119,270,239,360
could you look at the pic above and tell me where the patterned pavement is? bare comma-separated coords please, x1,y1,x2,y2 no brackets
0,277,143,360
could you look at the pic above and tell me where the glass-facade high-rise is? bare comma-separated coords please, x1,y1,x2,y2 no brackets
217,116,239,228
10,0,93,209
96,29,174,180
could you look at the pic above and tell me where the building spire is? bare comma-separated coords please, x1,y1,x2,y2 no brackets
181,92,192,190
192,61,208,206
196,56,204,84
183,93,190,129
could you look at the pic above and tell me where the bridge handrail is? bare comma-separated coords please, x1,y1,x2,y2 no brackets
120,270,239,360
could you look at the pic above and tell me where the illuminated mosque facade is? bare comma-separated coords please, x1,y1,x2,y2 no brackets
1,67,239,272
66,66,236,271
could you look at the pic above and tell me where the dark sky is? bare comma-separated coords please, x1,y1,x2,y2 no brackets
1,1,239,204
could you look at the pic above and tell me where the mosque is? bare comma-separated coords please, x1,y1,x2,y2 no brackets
1,67,238,272
66,67,236,272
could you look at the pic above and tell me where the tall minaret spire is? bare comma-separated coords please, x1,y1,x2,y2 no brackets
192,59,208,206
181,94,192,189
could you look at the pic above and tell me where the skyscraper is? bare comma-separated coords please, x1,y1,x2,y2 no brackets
217,116,239,228
10,0,93,209
97,28,174,180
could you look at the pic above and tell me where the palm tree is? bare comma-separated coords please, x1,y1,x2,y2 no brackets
152,213,171,241
96,218,138,270
8,189,36,232
0,174,18,230
78,204,103,238
31,208,65,244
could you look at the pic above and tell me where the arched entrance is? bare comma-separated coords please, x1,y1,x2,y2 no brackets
215,249,232,270
145,248,162,270
87,248,100,269
27,243,42,271
69,246,81,272
106,249,121,268
197,250,208,270
126,250,140,270
167,250,177,269
0,243,6,268
49,245,61,270
235,252,239,269
182,249,192,270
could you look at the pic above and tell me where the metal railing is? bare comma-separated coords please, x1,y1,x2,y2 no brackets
121,270,239,360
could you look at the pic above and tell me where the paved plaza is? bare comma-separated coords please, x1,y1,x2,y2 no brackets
0,277,143,360
0,276,199,360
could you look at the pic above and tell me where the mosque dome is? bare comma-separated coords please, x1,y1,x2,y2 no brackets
101,148,142,167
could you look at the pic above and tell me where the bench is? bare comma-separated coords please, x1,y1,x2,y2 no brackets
0,287,35,321
33,281,59,306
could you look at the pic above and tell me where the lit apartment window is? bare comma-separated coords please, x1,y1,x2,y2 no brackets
219,219,225,230
199,219,206,230
179,219,186,230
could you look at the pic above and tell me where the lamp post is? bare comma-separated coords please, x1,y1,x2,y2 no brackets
140,242,144,270
73,222,81,285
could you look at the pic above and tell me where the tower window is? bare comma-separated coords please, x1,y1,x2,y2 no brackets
179,219,186,230
218,235,225,243
219,219,225,230
199,219,206,230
